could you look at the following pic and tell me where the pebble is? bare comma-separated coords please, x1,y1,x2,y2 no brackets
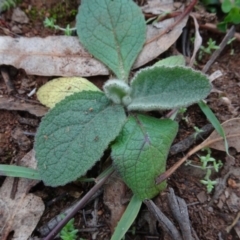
11,7,29,24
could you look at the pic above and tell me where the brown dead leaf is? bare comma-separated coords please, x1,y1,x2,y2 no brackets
0,96,48,116
0,3,188,77
134,1,188,68
142,0,183,15
203,118,240,152
0,36,109,77
0,150,45,240
103,173,128,233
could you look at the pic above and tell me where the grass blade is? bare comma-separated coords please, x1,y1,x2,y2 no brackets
198,100,229,154
111,194,142,240
0,164,41,180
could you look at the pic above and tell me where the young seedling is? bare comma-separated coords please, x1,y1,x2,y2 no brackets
200,169,218,193
44,17,76,36
193,126,204,139
33,0,212,237
198,38,220,60
186,148,222,193
33,1,212,238
60,218,78,240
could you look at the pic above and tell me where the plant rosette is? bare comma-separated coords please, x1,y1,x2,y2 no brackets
35,0,211,201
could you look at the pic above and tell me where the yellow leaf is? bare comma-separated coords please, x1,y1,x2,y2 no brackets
37,77,101,108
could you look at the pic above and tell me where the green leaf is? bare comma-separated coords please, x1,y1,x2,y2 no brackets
76,0,146,81
111,114,178,200
0,164,41,180
229,7,240,24
202,0,220,5
111,194,142,240
154,55,186,67
128,66,211,111
35,91,126,186
103,79,131,105
198,100,229,155
217,22,228,32
221,0,232,13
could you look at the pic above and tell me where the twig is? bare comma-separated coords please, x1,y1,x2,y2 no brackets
169,124,214,156
202,26,235,73
144,11,182,22
226,211,240,233
145,0,198,45
199,23,240,42
192,228,200,240
44,167,114,240
156,134,240,184
167,188,192,240
144,199,183,240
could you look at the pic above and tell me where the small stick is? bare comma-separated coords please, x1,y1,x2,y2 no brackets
144,199,183,240
167,188,192,240
169,124,214,156
199,23,240,42
156,134,240,184
44,168,114,240
144,11,182,22
202,25,235,73
226,211,240,233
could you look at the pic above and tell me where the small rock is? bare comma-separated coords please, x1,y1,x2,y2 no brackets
11,127,31,151
196,191,208,203
226,191,240,213
11,7,29,24
217,199,224,209
11,25,22,34
207,206,213,212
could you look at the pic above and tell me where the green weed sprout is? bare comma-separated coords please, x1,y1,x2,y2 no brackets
43,17,76,36
187,148,222,193
193,126,204,139
198,38,220,60
60,218,78,240
200,169,218,193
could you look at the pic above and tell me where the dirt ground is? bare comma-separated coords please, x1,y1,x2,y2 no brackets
1,0,240,240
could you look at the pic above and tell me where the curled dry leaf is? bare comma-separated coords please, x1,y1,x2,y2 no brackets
203,118,240,152
0,150,45,240
134,0,188,68
189,13,202,67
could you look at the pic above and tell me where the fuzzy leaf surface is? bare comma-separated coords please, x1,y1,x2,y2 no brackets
128,66,211,111
111,114,178,200
35,91,126,186
77,0,146,80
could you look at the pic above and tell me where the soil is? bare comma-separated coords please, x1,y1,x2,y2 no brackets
0,1,240,240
